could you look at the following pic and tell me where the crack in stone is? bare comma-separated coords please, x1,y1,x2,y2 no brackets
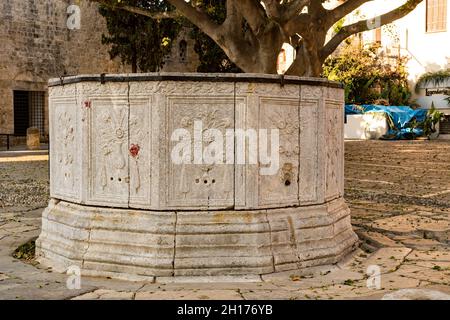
132,283,147,300
264,210,276,273
64,288,98,301
81,212,95,270
172,211,178,277
388,249,413,273
236,288,246,300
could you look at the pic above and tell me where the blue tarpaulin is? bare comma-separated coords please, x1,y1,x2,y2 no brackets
345,104,428,140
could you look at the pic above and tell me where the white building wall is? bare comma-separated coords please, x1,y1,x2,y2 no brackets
281,1,449,111
356,0,450,110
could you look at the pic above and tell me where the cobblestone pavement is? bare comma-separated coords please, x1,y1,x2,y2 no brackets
0,141,449,300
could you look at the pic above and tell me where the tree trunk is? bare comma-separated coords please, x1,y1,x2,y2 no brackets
93,0,424,78
131,53,138,73
225,23,285,75
284,46,325,77
227,23,326,77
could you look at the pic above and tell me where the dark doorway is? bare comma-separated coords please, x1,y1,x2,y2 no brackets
13,90,45,137
13,91,29,136
440,115,450,134
179,40,187,62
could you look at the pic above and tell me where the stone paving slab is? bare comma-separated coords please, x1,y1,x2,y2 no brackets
349,247,412,274
134,290,244,301
1,141,449,299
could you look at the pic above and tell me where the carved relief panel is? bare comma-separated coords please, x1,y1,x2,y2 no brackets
166,96,235,209
49,96,80,202
87,97,130,207
235,83,301,209
325,100,344,201
258,97,300,207
128,98,152,208
299,85,324,205
49,79,344,210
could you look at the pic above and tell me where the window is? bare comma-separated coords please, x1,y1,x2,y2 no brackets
277,49,287,74
373,28,382,44
13,90,45,136
179,40,187,62
29,91,45,136
440,115,450,134
426,0,447,32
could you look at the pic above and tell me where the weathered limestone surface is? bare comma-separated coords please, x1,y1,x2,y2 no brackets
36,73,358,280
26,127,40,150
0,0,128,140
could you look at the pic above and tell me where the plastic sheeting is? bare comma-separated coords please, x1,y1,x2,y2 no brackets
345,105,428,140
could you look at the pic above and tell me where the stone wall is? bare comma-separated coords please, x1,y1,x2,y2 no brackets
161,28,200,73
0,0,129,141
0,0,208,147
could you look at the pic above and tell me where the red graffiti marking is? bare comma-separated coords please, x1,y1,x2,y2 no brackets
129,144,140,158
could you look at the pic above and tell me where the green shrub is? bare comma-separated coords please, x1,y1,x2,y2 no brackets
415,69,450,93
13,239,36,261
323,44,411,105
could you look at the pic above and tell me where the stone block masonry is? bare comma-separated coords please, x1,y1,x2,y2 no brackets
0,0,129,142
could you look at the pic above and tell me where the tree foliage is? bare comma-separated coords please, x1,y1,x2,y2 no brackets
415,69,450,92
323,43,411,105
188,0,242,73
98,0,240,73
93,0,423,76
99,0,181,72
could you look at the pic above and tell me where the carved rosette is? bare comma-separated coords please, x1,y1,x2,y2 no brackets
259,97,300,207
50,97,79,201
55,111,75,191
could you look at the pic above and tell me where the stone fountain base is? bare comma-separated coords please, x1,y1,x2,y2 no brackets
37,198,356,281
36,73,358,281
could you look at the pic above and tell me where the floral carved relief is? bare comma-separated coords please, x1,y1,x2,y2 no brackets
326,106,340,199
258,98,300,206
55,110,75,191
98,106,128,190
128,101,151,206
168,97,234,208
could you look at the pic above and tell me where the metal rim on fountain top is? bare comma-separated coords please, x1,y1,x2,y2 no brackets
49,72,343,88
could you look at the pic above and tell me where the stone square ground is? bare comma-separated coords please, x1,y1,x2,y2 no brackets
0,140,449,300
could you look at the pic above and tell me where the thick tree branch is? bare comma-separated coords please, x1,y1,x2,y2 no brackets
321,0,422,60
220,0,259,65
282,0,328,37
262,0,310,25
261,0,283,21
166,0,222,38
282,12,311,36
232,0,268,35
89,0,181,19
328,0,373,23
119,5,180,19
284,0,310,20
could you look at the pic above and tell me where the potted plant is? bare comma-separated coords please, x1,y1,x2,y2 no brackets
424,103,445,139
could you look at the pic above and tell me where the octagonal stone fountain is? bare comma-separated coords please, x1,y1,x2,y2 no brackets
36,73,358,281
